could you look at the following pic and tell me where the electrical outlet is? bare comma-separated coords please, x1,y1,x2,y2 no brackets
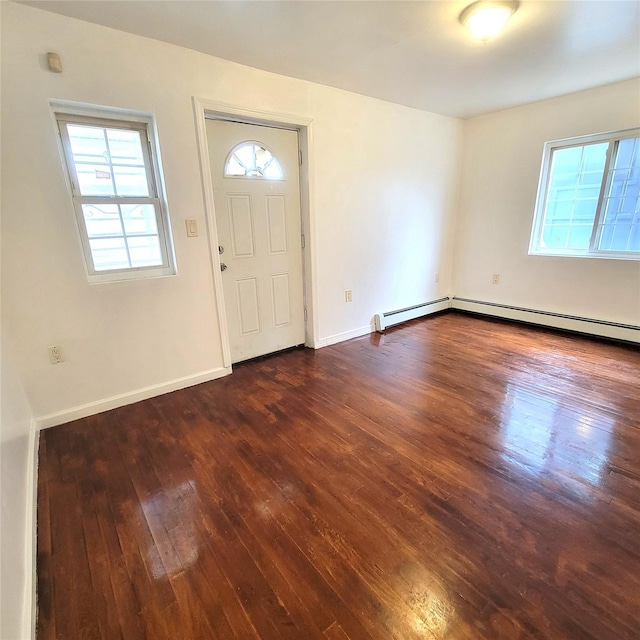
435,272,440,283
48,346,65,364
345,290,353,303
493,274,500,285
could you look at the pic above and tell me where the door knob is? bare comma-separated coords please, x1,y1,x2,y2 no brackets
220,262,228,272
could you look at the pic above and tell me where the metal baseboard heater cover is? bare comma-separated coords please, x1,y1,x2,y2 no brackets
375,297,451,332
450,297,640,344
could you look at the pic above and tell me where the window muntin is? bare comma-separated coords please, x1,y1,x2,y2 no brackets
530,129,640,259
57,113,175,281
224,141,284,179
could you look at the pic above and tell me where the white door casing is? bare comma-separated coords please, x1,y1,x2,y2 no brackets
206,119,305,363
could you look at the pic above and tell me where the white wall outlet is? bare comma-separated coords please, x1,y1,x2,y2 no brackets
493,274,500,284
345,290,353,303
48,346,65,364
435,272,440,283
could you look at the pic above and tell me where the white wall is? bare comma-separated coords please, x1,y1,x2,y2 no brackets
1,2,462,423
453,79,640,326
310,85,461,341
0,340,35,640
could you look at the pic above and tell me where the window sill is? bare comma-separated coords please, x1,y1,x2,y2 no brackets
87,265,177,284
528,249,640,262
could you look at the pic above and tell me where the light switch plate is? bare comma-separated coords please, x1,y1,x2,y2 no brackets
185,218,198,237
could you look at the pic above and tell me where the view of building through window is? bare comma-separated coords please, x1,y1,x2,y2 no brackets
531,130,639,258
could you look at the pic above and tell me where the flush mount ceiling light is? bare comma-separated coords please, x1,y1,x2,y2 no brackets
459,0,519,41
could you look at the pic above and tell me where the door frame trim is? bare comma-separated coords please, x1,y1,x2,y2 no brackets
192,97,317,368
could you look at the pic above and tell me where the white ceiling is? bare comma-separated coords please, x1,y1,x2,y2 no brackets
18,0,640,119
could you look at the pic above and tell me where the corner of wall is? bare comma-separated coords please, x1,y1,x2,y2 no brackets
448,118,468,295
24,420,39,640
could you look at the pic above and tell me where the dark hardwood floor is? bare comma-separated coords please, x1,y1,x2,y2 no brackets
37,313,640,639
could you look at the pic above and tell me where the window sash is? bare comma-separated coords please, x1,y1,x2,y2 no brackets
72,196,170,273
593,137,640,253
58,116,156,198
531,128,640,260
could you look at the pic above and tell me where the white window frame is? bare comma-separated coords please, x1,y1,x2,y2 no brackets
54,105,176,283
529,127,640,261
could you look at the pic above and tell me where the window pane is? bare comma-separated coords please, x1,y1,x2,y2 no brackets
583,143,607,172
549,144,607,198
89,237,130,271
552,146,583,175
597,137,640,252
107,128,149,196
235,144,254,169
541,142,607,251
84,203,163,270
542,224,570,249
82,204,123,237
113,165,149,197
545,199,573,223
614,137,636,170
121,204,158,236
612,224,633,250
67,123,150,196
106,129,144,165
67,125,113,196
67,125,108,164
572,198,599,224
75,163,115,196
126,235,162,267
225,142,284,179
226,156,245,176
567,225,592,249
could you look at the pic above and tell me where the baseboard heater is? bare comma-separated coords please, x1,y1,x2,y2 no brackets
451,297,640,344
375,297,451,332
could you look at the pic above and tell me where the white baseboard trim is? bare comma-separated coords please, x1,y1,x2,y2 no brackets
451,297,640,344
314,323,374,349
24,419,38,639
35,366,232,430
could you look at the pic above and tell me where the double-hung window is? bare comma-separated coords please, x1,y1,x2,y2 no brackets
56,112,175,282
529,128,640,259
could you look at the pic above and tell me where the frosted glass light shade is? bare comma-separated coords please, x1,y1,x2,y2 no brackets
459,1,518,41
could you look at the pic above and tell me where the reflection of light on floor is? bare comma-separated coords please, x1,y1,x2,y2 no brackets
413,589,450,636
576,415,594,437
500,384,612,487
141,481,199,580
404,569,452,637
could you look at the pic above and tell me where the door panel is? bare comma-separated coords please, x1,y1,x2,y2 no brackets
271,273,291,327
236,278,260,335
206,120,305,363
266,196,287,254
228,194,255,258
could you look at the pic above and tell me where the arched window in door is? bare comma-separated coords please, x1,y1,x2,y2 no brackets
224,141,284,179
